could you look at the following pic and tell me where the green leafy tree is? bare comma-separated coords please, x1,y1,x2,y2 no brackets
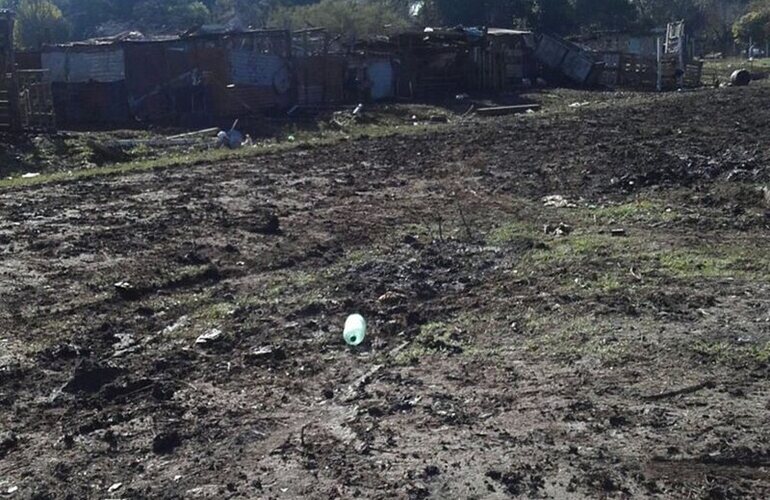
574,0,638,32
733,6,770,43
269,0,411,36
13,0,70,48
531,0,575,33
132,0,212,30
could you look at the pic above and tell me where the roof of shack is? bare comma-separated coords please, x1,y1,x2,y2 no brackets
42,28,289,52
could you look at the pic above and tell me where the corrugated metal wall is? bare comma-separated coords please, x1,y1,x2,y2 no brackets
296,55,345,105
42,49,125,83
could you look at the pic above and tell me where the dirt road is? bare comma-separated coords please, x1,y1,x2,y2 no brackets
1,85,769,499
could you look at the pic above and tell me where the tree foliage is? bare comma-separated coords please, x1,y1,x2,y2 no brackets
269,0,411,36
733,1,770,43
0,0,762,52
12,0,69,49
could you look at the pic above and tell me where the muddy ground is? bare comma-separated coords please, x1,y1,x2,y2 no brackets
1,84,769,499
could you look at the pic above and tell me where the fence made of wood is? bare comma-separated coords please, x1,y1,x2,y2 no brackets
17,69,56,129
599,52,702,90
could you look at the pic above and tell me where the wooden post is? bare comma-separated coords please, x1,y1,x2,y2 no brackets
678,32,686,88
2,11,22,130
656,37,663,92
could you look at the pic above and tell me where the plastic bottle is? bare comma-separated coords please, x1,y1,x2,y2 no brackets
343,314,367,346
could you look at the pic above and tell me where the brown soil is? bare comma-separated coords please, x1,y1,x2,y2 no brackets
1,85,769,499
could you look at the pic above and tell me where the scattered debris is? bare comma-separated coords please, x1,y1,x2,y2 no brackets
216,120,244,149
643,380,716,401
344,314,367,346
162,316,190,335
167,128,220,140
377,291,407,305
195,329,223,346
730,69,751,87
569,101,590,108
543,222,572,236
610,228,627,237
216,129,243,149
108,483,123,493
542,195,577,208
246,345,286,364
112,333,138,358
114,281,141,301
477,104,541,116
21,172,40,178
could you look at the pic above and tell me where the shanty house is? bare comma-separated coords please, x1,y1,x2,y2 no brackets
40,29,293,128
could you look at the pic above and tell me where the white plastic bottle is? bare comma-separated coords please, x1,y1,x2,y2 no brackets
343,314,367,346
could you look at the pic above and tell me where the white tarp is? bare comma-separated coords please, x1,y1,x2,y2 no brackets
42,49,125,83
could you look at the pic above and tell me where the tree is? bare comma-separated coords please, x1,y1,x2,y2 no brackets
733,6,770,44
531,0,575,33
131,0,212,30
574,0,638,32
268,0,411,36
212,0,272,27
13,0,69,49
697,0,747,53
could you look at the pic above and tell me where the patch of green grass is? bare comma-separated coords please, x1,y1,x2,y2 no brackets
702,57,770,83
259,269,321,300
658,247,770,280
752,343,770,364
589,200,677,224
487,220,539,245
0,118,451,190
692,340,770,365
593,273,624,294
525,233,621,268
195,302,237,321
524,313,632,365
660,252,735,278
395,320,467,365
